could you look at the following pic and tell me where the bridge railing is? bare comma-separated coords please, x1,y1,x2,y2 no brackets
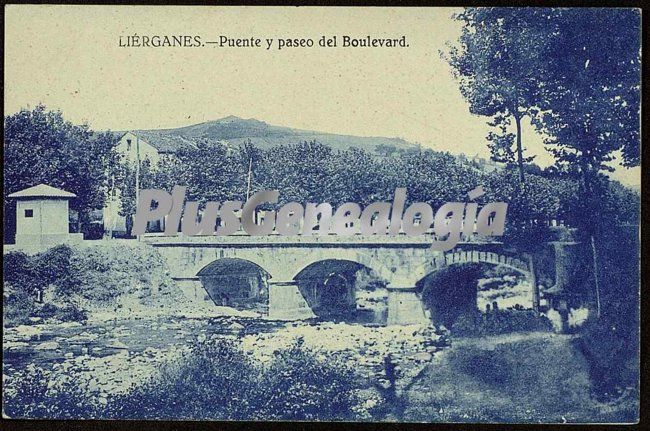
139,229,503,246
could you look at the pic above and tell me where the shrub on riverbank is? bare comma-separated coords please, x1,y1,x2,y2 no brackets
452,309,553,337
4,339,379,420
69,241,176,306
3,242,180,327
108,338,373,420
3,247,85,326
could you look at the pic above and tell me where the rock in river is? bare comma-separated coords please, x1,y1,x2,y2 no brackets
107,339,129,349
35,341,60,350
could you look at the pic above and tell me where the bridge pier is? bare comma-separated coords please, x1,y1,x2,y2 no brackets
386,287,429,326
268,281,315,320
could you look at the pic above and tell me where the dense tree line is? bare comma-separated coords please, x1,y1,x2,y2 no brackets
121,139,637,235
4,106,638,243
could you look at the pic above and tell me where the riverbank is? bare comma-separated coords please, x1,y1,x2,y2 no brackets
3,313,449,420
402,332,638,423
3,316,638,422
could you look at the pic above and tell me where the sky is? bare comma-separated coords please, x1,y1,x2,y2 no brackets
4,5,640,186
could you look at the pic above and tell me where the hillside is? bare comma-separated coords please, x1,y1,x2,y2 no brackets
128,116,420,154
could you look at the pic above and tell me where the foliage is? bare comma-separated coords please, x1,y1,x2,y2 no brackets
3,281,36,326
3,105,119,237
3,246,84,326
525,9,640,242
575,225,640,400
382,150,480,207
2,242,176,326
412,334,637,423
532,9,641,172
255,337,368,420
2,364,96,419
117,158,156,218
4,339,376,421
253,141,343,206
155,140,246,204
3,250,40,288
443,8,553,181
114,134,604,245
483,169,559,249
106,339,262,420
452,309,553,337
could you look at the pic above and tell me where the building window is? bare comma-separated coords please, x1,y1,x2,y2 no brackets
24,209,34,218
126,139,132,150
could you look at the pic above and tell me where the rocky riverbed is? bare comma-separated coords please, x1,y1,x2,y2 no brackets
3,312,450,402
241,321,450,390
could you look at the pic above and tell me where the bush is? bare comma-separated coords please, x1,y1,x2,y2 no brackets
3,365,94,419
576,317,639,401
255,337,368,420
4,339,375,421
33,302,87,323
3,282,36,326
452,309,553,337
3,246,87,326
432,334,623,422
35,245,79,290
104,339,259,420
109,338,369,420
69,242,175,305
3,242,178,326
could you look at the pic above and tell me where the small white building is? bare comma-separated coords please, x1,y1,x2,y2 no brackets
8,184,83,250
102,130,233,236
103,131,199,235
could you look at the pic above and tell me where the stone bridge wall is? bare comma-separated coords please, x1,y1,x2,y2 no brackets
141,233,550,325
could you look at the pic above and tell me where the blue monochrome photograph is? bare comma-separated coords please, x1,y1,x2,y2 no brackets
2,5,641,424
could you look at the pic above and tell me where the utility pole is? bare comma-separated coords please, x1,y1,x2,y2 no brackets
108,173,115,239
246,156,253,200
135,136,140,241
246,156,254,224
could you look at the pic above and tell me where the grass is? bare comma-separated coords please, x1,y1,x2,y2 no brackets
402,332,638,423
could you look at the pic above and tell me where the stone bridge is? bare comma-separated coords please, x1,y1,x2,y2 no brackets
141,232,567,325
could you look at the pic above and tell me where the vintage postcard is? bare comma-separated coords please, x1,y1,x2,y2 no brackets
2,5,641,424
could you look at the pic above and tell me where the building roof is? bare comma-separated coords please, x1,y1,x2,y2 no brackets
8,184,77,199
114,130,199,154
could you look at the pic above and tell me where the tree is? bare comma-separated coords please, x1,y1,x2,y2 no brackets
237,139,264,200
533,8,640,194
382,150,480,208
3,105,119,240
444,8,554,183
482,169,562,251
160,139,245,204
334,148,385,206
114,139,246,235
530,8,641,318
254,141,344,206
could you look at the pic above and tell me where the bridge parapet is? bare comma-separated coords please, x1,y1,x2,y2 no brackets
139,231,502,247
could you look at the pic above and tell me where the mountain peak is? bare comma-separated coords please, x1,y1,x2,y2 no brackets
216,115,245,122
137,116,420,153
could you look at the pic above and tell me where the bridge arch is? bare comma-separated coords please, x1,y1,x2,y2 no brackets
293,258,388,323
406,249,533,287
197,257,270,278
414,253,537,327
196,257,271,307
289,248,395,285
